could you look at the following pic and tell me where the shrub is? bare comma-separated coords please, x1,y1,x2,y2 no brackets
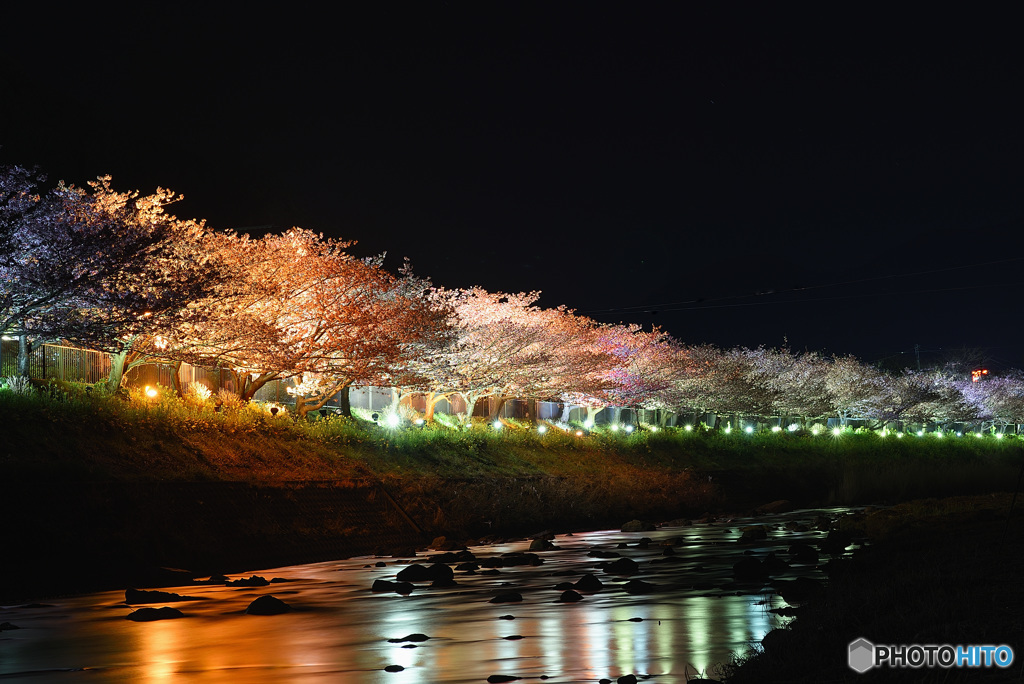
1,376,33,395
185,382,214,408
217,388,245,410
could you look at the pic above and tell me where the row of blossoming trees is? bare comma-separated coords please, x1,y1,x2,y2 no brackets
3,166,1024,430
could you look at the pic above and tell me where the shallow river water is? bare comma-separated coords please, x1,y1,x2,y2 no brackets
1,507,858,683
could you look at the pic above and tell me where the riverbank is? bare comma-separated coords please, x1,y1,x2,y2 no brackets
718,493,1024,683
4,389,1023,604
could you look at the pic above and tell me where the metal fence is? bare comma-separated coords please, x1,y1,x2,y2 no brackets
1,340,111,383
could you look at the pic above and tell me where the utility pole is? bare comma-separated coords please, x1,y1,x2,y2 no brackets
915,343,921,371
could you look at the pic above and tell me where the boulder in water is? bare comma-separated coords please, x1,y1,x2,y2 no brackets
603,557,639,575
126,606,184,621
245,595,290,615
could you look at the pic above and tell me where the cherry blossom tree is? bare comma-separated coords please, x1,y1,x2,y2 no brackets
961,372,1024,432
856,370,938,427
417,287,566,425
824,355,887,425
177,228,447,419
580,325,689,426
744,347,832,425
904,370,975,427
0,166,218,388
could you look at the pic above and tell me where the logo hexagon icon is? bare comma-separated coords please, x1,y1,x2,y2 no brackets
848,638,875,673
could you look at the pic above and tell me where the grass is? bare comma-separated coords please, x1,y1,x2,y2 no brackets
5,381,1024,608
2,380,1021,508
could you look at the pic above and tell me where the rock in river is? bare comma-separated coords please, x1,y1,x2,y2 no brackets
602,557,640,576
489,591,523,603
245,595,291,615
574,573,604,592
125,588,202,604
126,606,184,622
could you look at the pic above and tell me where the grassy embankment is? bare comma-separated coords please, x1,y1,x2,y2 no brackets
3,381,1023,603
4,381,1023,517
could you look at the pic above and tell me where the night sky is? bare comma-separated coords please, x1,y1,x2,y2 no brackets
3,6,1022,370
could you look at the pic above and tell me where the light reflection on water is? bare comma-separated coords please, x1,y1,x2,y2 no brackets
0,507,856,683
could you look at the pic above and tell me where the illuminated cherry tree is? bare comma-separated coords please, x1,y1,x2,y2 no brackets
823,355,887,425
416,287,570,424
952,372,1024,431
0,167,217,387
179,228,446,419
567,325,689,426
743,347,832,425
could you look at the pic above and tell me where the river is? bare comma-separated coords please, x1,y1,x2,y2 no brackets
0,506,858,683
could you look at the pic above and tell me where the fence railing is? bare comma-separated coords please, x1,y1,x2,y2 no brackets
1,340,112,383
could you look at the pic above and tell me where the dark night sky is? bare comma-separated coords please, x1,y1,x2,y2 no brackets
3,5,1023,370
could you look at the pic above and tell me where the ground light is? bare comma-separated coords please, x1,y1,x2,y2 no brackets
917,430,924,436
812,427,820,435
385,414,401,428
897,432,904,438
724,426,732,434
624,425,634,433
414,418,424,426
583,419,595,429
937,431,944,438
770,426,781,433
575,430,583,437
684,425,693,431
144,385,158,399
997,433,1004,439
537,425,547,434
610,424,619,432
650,426,658,433
787,424,799,432
746,426,754,434
832,427,842,436
976,432,983,438
492,420,502,430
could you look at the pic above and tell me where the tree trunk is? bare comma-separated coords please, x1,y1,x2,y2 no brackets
327,384,348,416
106,351,128,393
559,403,574,422
425,392,452,423
488,396,509,421
167,359,184,397
295,380,351,421
17,335,30,377
230,369,280,402
462,397,477,425
460,391,488,426
585,405,603,425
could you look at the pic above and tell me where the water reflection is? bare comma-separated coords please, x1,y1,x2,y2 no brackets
0,507,852,683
